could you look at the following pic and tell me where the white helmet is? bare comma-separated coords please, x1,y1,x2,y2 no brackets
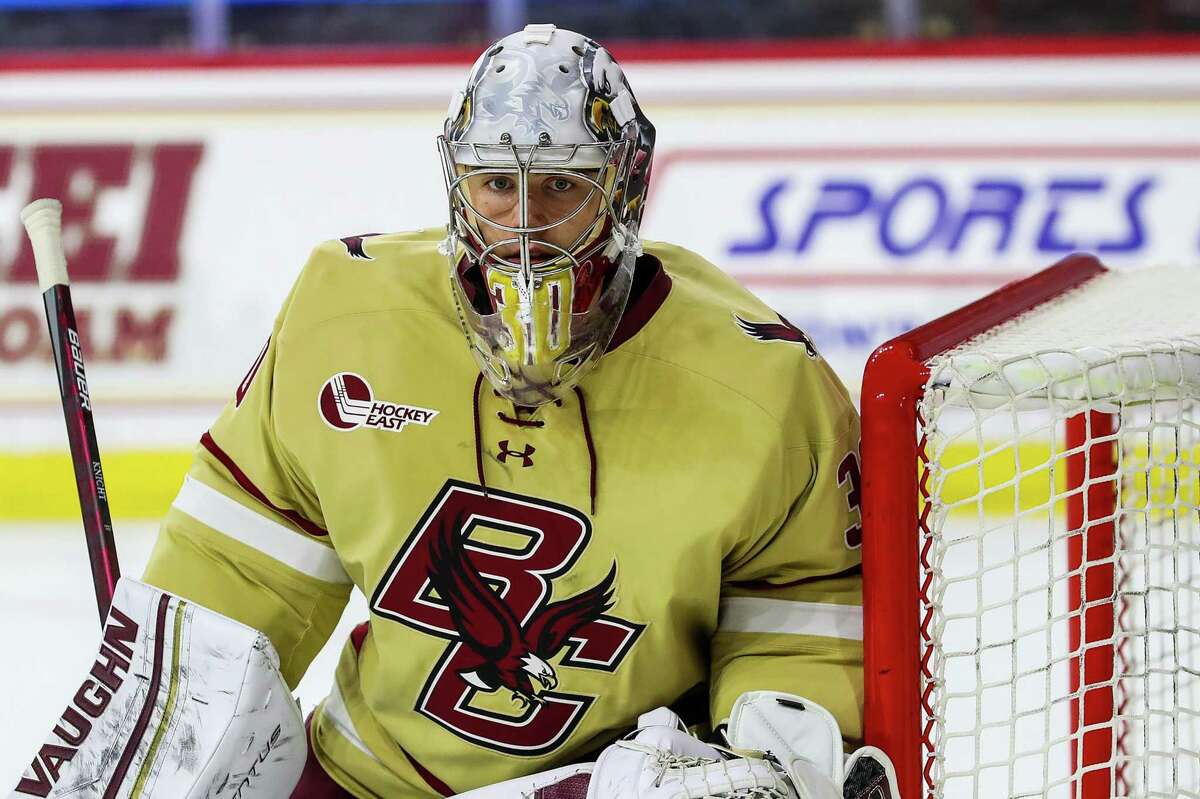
439,24,655,406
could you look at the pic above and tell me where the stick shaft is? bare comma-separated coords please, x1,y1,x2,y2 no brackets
43,284,121,622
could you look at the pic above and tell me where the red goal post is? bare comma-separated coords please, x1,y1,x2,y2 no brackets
859,254,1199,799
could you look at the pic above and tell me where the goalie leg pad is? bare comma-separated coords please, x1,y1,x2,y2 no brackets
452,706,795,799
726,692,842,799
724,692,901,799
587,739,793,798
841,748,899,799
11,578,305,799
586,707,794,798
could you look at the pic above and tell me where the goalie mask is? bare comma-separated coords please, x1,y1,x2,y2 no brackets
440,23,655,406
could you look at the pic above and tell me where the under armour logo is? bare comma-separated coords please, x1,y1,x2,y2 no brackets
496,440,536,468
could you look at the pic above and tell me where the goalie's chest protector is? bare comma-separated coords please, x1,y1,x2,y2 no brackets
273,235,802,790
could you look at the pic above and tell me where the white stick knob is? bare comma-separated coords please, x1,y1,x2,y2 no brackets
20,198,69,292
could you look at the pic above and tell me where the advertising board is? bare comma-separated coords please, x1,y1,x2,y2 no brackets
2,41,1199,517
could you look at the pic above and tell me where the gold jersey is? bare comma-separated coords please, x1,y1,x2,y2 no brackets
142,228,864,798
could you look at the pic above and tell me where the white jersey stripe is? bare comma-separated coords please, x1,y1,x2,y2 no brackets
718,597,863,641
173,476,351,584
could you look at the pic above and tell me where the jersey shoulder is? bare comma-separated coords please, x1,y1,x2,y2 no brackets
281,227,453,338
639,239,856,445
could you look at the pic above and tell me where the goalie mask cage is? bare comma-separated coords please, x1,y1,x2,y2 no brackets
861,254,1200,799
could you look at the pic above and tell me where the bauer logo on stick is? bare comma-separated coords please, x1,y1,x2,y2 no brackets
66,328,92,411
317,372,438,433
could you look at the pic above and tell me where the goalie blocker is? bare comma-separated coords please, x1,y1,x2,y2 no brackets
10,579,305,799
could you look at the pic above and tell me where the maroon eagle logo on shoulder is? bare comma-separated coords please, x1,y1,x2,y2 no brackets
340,232,381,261
735,313,820,359
427,513,618,709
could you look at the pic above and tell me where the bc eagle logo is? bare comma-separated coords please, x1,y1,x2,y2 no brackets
427,513,617,709
735,312,820,359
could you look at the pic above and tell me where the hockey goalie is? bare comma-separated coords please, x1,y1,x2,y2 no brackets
12,24,899,799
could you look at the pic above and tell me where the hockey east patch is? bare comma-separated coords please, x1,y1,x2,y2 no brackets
318,372,439,433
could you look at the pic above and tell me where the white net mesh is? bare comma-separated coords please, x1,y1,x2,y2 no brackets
916,267,1200,799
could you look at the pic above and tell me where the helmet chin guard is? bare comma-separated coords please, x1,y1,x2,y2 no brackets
448,238,637,407
439,24,655,406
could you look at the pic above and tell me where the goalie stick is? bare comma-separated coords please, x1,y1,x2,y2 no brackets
10,213,308,795
20,198,121,623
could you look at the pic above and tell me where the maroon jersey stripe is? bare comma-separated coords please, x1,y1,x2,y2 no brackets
401,747,455,797
608,260,671,352
200,431,329,537
235,337,270,408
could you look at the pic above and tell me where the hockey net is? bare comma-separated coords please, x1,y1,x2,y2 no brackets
861,255,1200,799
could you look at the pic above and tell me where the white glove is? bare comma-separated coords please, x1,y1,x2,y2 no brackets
724,692,899,799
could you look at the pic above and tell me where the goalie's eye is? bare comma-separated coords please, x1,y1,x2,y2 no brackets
485,175,516,192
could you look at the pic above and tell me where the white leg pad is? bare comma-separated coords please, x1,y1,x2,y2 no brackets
725,692,843,799
10,578,305,798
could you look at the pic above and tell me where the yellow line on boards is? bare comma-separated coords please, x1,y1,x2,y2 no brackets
0,451,192,521
927,440,1198,517
0,441,1192,521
